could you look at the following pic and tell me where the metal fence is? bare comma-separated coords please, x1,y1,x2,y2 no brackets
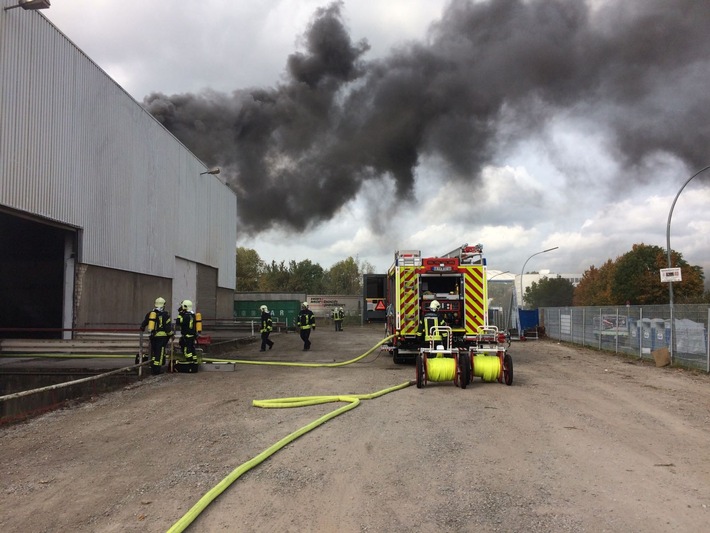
540,305,710,372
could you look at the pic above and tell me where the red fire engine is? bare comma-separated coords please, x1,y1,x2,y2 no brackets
385,244,512,386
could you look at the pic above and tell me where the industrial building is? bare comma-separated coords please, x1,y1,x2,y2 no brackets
0,3,237,338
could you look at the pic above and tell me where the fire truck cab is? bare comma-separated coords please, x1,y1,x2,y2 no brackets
386,245,489,363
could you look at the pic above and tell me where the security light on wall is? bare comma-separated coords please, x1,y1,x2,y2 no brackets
200,168,221,176
4,0,51,11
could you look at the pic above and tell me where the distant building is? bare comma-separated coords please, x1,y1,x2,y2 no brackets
515,270,582,308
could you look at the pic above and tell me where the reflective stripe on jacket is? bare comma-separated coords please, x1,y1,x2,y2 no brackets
260,313,273,333
297,309,315,329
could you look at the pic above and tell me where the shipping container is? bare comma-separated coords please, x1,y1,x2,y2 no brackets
234,300,301,327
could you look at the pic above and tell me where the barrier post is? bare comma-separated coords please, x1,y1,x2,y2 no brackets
138,331,143,377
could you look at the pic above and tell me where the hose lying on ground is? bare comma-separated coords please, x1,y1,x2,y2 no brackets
167,334,409,533
203,334,395,368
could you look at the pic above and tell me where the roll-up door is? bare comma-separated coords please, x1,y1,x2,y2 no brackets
196,264,217,321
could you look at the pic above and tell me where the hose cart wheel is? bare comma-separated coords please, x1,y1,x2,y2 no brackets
415,353,425,388
503,353,514,385
458,353,470,389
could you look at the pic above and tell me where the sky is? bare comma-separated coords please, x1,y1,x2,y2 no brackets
43,0,710,283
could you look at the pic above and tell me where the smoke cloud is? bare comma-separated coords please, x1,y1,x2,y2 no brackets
144,0,710,235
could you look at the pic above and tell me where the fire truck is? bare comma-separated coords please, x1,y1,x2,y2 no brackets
386,244,494,363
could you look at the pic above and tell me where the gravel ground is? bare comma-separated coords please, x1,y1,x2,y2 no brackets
1,323,709,532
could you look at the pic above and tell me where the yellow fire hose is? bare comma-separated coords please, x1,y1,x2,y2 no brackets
167,334,410,533
472,354,502,382
425,357,457,382
203,333,395,367
1,334,411,532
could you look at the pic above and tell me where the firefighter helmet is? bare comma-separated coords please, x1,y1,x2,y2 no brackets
182,299,193,311
302,302,309,308
430,300,441,312
260,305,268,312
154,297,166,308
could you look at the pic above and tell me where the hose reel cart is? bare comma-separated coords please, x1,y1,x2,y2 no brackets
416,326,470,389
468,326,513,385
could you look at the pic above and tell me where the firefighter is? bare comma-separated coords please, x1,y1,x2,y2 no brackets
338,306,345,331
417,299,447,347
259,304,274,351
332,306,343,332
140,297,173,375
175,299,198,367
296,301,316,350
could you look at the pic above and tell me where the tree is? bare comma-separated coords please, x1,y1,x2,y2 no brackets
524,276,575,307
325,257,361,294
260,260,290,292
611,244,704,305
288,259,325,293
670,260,706,304
572,243,705,306
359,259,375,276
236,247,263,291
573,260,615,306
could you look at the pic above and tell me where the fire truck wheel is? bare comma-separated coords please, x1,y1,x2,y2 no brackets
503,353,514,385
415,353,425,388
459,353,470,389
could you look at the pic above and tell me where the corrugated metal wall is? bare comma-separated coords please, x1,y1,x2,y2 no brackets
0,8,236,289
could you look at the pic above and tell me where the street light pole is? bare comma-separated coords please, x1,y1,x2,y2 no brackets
665,165,710,363
519,247,559,310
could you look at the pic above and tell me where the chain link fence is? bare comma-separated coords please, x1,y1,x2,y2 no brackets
539,304,710,372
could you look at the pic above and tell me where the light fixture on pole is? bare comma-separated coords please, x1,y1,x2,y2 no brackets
488,270,510,281
200,167,220,176
4,0,51,11
519,247,558,309
665,164,710,363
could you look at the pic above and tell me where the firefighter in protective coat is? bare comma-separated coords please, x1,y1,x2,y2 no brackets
296,302,316,350
332,306,344,331
259,304,274,351
140,297,173,374
175,299,198,368
417,299,447,347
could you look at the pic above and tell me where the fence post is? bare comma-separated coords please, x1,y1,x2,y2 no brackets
598,309,602,350
707,308,709,373
582,307,585,347
638,307,643,359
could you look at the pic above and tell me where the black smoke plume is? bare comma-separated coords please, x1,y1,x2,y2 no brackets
144,0,710,235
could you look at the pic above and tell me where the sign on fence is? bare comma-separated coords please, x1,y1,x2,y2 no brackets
660,268,682,282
